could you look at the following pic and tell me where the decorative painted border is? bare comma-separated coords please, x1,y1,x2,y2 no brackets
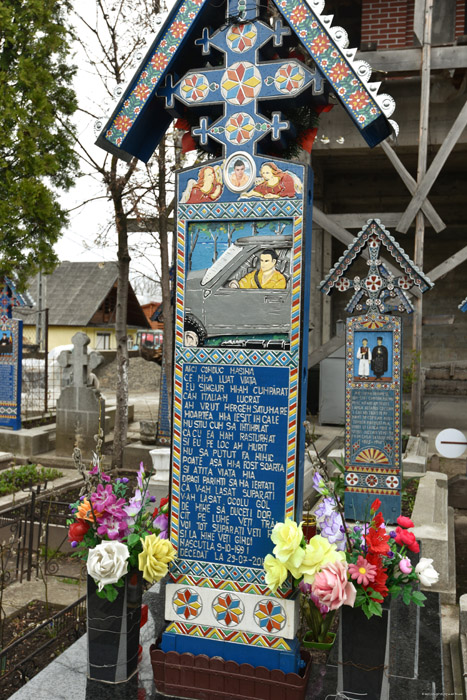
165,621,292,651
168,571,293,598
178,199,303,220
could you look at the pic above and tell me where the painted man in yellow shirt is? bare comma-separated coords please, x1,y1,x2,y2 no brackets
229,249,286,289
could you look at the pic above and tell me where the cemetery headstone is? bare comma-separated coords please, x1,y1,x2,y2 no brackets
320,219,433,522
0,318,23,430
95,0,399,685
0,276,32,431
55,332,104,458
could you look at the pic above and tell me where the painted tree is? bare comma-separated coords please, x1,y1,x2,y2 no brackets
0,0,78,285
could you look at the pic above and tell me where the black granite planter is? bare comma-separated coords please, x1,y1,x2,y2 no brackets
87,571,143,683
340,604,389,700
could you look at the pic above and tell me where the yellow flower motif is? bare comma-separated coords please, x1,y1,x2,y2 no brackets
264,554,288,594
300,535,345,584
271,519,304,570
138,534,176,583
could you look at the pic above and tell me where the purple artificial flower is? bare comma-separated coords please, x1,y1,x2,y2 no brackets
101,473,111,483
137,463,145,491
153,513,169,539
124,489,143,519
103,496,127,520
97,515,129,540
319,512,346,551
312,471,328,496
89,464,99,476
91,483,115,511
299,580,312,595
315,496,337,521
353,525,361,533
389,530,397,539
71,541,78,548
387,551,394,558
121,477,129,484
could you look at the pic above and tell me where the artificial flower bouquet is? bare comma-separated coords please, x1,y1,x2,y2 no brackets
263,472,439,643
67,456,175,601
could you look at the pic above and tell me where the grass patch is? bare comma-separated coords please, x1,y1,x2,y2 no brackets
0,464,63,496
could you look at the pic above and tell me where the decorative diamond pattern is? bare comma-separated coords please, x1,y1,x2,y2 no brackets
212,594,244,626
253,600,286,633
274,63,305,94
172,588,203,620
221,62,262,105
225,112,256,144
180,73,209,102
226,23,257,53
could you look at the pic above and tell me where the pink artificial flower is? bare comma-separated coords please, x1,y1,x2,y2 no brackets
348,555,378,586
399,558,412,574
311,560,356,611
397,515,414,529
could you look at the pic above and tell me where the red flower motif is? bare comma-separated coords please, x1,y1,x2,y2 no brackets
329,62,349,83
114,114,132,133
151,52,169,71
170,21,187,38
290,6,307,25
348,90,369,111
68,520,90,543
372,511,385,529
366,555,389,600
397,515,414,529
135,83,150,101
311,34,330,55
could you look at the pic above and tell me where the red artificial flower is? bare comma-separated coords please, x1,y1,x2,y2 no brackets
68,519,90,543
366,553,389,600
372,511,385,529
397,515,414,529
153,496,170,519
366,526,390,555
394,527,420,553
371,498,381,512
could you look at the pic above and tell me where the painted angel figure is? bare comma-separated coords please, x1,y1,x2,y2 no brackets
180,165,223,204
240,162,302,199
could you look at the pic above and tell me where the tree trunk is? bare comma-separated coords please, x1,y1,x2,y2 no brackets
157,137,173,406
112,178,131,471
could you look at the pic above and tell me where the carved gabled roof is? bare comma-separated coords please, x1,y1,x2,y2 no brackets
95,0,397,163
319,219,433,315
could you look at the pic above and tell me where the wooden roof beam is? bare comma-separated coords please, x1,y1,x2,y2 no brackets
379,140,445,232
356,45,467,73
396,99,467,233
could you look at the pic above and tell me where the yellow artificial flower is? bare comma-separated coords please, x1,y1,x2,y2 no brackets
264,554,288,594
138,534,176,583
271,519,304,571
300,535,345,584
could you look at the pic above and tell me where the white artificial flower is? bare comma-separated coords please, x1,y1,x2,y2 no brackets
87,541,130,591
415,557,439,587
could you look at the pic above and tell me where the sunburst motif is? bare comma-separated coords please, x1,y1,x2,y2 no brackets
355,448,389,464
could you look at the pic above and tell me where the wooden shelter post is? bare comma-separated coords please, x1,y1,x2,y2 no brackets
411,0,433,436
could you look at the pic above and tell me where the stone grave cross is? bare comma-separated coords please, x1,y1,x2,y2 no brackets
58,332,103,388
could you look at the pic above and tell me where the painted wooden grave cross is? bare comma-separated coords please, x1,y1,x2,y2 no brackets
96,0,398,683
0,277,32,430
320,219,433,523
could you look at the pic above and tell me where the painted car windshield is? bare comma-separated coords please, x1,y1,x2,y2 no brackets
201,244,243,286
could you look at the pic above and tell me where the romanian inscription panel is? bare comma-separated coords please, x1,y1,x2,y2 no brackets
178,363,289,567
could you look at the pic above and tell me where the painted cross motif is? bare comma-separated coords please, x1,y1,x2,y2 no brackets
158,0,324,158
0,276,32,323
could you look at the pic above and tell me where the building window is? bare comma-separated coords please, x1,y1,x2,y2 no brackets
96,332,111,349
